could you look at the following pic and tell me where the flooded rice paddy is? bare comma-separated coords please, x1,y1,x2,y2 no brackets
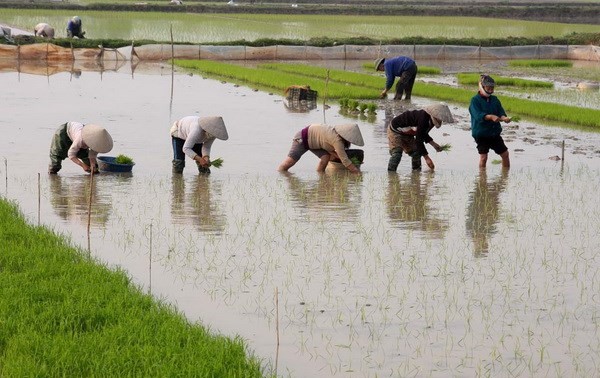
2,61,600,377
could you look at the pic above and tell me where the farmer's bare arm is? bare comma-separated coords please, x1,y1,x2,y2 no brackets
70,156,89,172
429,141,442,152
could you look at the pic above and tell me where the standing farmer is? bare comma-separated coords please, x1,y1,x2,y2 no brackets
387,103,454,172
278,123,364,174
48,122,113,174
170,116,229,174
66,16,85,38
469,75,512,168
375,56,418,100
34,23,55,38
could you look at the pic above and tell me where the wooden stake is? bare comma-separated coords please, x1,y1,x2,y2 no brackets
37,173,41,226
275,287,280,376
149,222,153,294
561,140,565,161
87,169,94,254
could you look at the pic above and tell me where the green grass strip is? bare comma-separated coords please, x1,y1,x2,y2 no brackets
176,60,600,129
457,73,554,88
508,59,573,68
0,198,266,377
175,59,378,99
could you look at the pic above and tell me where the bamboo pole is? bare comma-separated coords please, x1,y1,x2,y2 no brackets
87,169,94,254
149,222,153,295
37,173,41,226
275,287,280,377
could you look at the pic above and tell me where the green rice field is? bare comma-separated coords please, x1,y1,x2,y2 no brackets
1,9,598,42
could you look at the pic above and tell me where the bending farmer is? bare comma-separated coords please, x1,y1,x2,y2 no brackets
34,23,55,38
469,75,512,168
375,56,418,100
278,123,364,174
67,16,85,38
170,116,229,174
387,103,454,172
48,122,113,174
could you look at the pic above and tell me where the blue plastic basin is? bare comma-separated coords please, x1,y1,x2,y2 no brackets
97,156,135,173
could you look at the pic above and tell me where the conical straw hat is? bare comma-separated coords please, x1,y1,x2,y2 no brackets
199,116,228,140
423,103,455,128
82,124,113,153
334,123,364,146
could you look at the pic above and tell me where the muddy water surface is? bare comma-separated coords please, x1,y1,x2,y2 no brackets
2,62,600,377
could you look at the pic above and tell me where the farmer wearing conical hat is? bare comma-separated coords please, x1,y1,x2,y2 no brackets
375,56,418,101
34,23,55,38
387,103,454,172
170,116,229,174
469,74,512,168
48,122,113,174
278,123,364,174
66,16,85,38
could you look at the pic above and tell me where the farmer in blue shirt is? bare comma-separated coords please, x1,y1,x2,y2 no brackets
375,56,418,100
67,16,85,38
469,75,512,168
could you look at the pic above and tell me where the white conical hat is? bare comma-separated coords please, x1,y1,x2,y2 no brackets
82,124,113,153
333,123,364,146
423,103,455,128
199,116,228,140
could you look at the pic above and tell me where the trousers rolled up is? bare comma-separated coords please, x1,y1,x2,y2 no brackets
171,137,210,174
48,123,91,173
394,63,418,100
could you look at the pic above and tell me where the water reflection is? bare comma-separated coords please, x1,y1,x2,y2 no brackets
283,98,317,113
386,172,449,238
465,169,509,257
49,174,113,227
281,171,362,222
170,175,226,234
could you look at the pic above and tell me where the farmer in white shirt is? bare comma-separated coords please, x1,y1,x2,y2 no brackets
48,122,113,174
170,116,229,174
34,23,55,38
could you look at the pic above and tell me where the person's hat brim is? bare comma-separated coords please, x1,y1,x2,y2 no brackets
199,116,229,140
334,123,364,146
82,124,113,153
423,104,455,128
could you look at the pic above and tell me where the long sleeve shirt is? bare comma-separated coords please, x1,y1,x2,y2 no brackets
171,116,216,159
306,125,352,167
384,56,416,90
389,110,434,157
67,122,97,159
469,93,506,138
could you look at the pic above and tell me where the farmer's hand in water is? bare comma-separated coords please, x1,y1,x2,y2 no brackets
424,155,435,170
196,155,210,168
380,90,388,99
500,116,511,123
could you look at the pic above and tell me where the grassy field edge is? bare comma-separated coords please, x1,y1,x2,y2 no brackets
0,197,267,377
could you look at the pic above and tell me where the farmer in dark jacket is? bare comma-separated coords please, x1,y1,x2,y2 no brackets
387,103,454,171
375,56,418,100
469,74,512,168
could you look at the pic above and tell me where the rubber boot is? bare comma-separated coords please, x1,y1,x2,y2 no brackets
172,159,185,174
387,148,403,172
196,162,211,175
411,153,421,171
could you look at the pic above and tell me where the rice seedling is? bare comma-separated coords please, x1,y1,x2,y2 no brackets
439,144,452,152
510,116,522,122
175,60,377,99
358,103,368,113
350,156,363,166
210,158,224,168
366,103,377,114
115,154,135,165
509,60,573,68
457,73,553,88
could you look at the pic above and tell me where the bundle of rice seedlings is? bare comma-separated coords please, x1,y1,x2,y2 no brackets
115,154,134,165
439,144,452,152
350,156,363,165
210,158,224,168
510,116,521,122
